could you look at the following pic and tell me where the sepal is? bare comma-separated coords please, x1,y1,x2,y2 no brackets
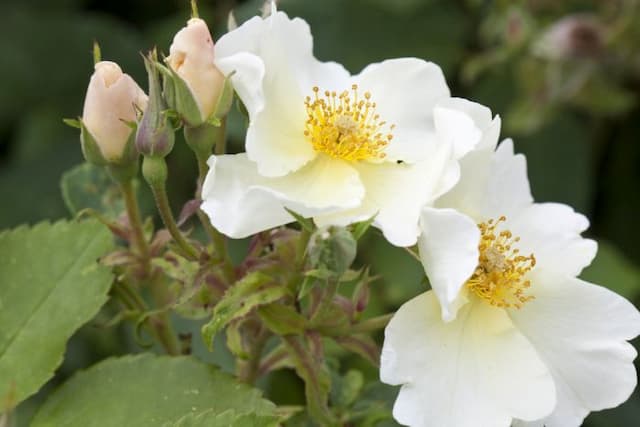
81,121,138,172
158,61,204,127
79,119,107,166
136,51,175,158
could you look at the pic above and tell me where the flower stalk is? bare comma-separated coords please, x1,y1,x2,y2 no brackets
118,178,151,276
142,156,199,261
112,279,179,356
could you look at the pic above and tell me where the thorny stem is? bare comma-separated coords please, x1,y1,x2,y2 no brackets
349,313,393,334
151,185,199,260
112,280,179,355
238,328,269,385
257,346,290,377
283,335,334,425
142,156,200,261
311,279,339,321
119,179,151,276
188,119,235,283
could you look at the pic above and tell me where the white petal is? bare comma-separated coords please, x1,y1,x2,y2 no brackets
509,273,640,427
353,58,450,163
510,202,597,277
216,11,350,177
215,52,265,117
418,208,479,321
314,142,457,247
436,138,533,221
512,420,544,427
201,154,292,237
268,154,364,212
381,292,555,427
244,89,316,177
483,139,533,219
434,147,493,220
201,154,364,238
433,97,500,159
215,11,315,117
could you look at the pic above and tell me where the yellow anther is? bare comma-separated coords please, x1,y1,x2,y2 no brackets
303,85,393,161
466,217,536,309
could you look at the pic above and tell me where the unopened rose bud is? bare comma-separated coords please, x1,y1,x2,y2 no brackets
136,53,175,158
166,18,226,125
534,14,605,61
81,61,148,164
307,226,357,279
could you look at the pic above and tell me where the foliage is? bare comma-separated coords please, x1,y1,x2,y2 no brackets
0,220,113,409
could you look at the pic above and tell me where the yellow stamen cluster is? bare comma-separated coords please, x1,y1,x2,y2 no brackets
466,216,536,309
304,85,394,161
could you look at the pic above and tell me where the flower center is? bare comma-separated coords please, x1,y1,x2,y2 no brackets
304,85,394,161
466,216,536,309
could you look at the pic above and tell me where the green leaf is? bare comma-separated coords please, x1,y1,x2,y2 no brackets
334,334,381,367
330,369,364,408
31,354,275,427
168,409,279,427
0,220,114,408
258,303,307,336
201,272,289,350
152,257,210,319
60,163,124,218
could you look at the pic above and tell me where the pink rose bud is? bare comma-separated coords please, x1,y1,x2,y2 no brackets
82,61,148,163
534,14,605,61
167,18,225,123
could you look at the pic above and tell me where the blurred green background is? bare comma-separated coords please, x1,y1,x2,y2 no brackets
1,0,639,425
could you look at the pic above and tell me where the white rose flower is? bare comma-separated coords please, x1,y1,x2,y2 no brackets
380,125,640,426
202,10,490,246
167,17,226,123
81,61,147,162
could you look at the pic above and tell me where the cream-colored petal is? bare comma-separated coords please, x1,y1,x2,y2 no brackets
481,139,533,219
510,203,597,277
314,142,457,247
244,88,316,177
433,97,500,158
418,208,479,321
381,292,555,427
215,51,266,117
201,154,364,238
266,154,364,212
201,154,294,238
509,272,640,427
216,11,351,177
352,58,450,163
436,138,533,221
